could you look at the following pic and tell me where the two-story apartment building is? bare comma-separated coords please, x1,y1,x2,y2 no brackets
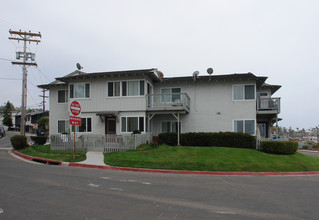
38,68,281,141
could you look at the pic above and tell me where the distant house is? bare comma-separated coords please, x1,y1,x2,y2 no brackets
15,111,49,133
38,68,281,142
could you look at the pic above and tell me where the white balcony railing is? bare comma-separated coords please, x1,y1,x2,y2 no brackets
257,97,280,114
146,93,190,112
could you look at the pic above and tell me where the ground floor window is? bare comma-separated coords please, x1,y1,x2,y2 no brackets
71,118,92,132
161,121,181,133
234,120,255,135
58,120,69,133
121,116,144,132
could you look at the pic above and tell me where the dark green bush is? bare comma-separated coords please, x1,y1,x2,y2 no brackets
260,141,298,155
159,133,177,146
30,136,47,145
159,132,256,149
10,135,28,150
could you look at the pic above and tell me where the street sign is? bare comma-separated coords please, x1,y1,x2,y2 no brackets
69,100,82,160
70,101,81,116
69,115,81,126
33,124,38,129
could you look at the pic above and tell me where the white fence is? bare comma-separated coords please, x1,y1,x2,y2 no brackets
50,133,152,153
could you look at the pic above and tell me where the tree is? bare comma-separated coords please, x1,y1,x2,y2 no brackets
2,101,13,129
37,117,49,136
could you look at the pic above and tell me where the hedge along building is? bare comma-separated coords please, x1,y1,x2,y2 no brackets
38,68,281,145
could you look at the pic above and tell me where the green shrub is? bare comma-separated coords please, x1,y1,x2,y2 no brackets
159,133,178,146
30,136,47,145
159,132,256,149
10,135,28,150
260,141,298,155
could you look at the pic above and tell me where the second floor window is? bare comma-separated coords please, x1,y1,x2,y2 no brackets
233,85,255,100
107,80,145,97
58,90,67,103
70,83,90,99
161,88,181,103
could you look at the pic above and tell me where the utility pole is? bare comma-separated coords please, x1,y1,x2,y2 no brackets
39,89,48,112
9,30,41,136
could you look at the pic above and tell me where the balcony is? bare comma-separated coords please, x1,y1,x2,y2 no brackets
257,97,280,115
146,93,190,113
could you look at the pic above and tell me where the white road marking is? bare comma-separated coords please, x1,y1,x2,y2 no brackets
88,183,100,188
109,188,123,191
0,208,3,214
101,177,110,180
142,182,151,185
119,179,151,185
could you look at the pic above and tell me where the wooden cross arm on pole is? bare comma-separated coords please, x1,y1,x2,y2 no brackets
11,62,38,66
8,37,41,43
9,30,41,38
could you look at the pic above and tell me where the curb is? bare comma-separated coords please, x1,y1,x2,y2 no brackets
12,150,62,166
11,150,319,176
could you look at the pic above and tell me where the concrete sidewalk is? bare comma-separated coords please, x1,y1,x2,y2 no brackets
78,152,106,166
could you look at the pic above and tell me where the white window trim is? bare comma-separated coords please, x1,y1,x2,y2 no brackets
120,116,145,133
57,119,70,134
232,84,256,101
57,89,68,104
106,80,146,98
233,119,256,135
69,82,91,99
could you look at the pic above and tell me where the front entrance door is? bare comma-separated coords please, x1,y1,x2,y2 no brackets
105,117,116,135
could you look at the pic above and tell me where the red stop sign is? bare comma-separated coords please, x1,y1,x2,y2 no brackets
70,101,81,116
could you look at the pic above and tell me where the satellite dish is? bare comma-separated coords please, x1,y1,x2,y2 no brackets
207,68,213,75
193,71,199,82
76,63,83,70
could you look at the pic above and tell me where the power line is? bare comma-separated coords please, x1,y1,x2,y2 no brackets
0,77,21,80
36,67,52,82
0,57,15,62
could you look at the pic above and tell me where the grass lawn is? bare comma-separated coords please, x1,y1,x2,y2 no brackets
104,145,319,172
17,145,86,162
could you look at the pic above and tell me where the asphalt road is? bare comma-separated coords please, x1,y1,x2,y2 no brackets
1,132,319,219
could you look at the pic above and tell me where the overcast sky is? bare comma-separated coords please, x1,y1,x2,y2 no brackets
0,0,318,130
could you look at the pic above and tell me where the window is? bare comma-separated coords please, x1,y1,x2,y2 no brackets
108,82,120,97
128,81,138,96
257,92,269,98
161,88,181,103
121,117,144,132
233,85,255,100
58,90,67,103
58,120,69,133
107,80,145,97
71,118,92,132
234,120,255,135
70,83,90,99
161,121,181,133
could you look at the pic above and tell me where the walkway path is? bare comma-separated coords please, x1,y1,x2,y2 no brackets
78,152,106,166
